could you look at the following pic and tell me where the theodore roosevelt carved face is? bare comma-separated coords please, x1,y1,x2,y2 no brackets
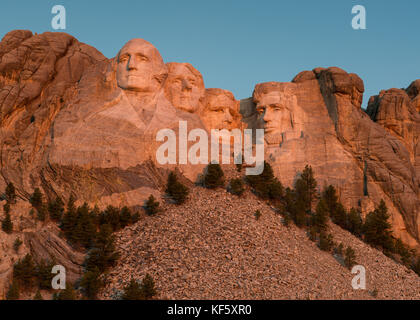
201,88,240,131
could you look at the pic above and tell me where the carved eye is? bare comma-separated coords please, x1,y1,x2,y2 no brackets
257,107,265,115
119,55,128,63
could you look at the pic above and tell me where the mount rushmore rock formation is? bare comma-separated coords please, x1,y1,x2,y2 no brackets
0,30,419,251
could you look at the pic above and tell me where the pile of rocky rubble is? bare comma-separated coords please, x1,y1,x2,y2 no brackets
100,170,420,300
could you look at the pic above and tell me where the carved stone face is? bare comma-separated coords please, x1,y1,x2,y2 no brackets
254,83,298,145
164,62,205,113
116,39,167,93
201,89,239,131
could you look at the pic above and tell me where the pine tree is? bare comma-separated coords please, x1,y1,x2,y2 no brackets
5,182,17,204
73,202,96,248
13,254,36,288
347,208,363,237
36,260,55,290
268,179,284,203
166,171,189,205
53,283,77,300
204,163,225,188
254,210,262,220
36,205,47,222
319,232,334,252
322,185,338,216
80,268,102,299
2,212,13,233
140,274,157,299
131,211,140,224
120,206,132,227
67,194,76,213
294,196,307,228
48,196,65,221
122,279,144,300
284,187,305,228
330,202,347,229
29,188,43,210
246,161,275,199
85,224,119,273
100,205,121,232
311,199,329,232
229,178,245,196
344,246,357,269
3,202,10,214
60,197,78,242
145,195,159,216
6,280,20,300
363,200,394,252
295,165,317,214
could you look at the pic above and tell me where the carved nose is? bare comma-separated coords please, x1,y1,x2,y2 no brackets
182,79,192,91
263,109,272,122
127,56,137,70
224,109,232,123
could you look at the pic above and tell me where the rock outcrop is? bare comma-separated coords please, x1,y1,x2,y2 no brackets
0,200,84,298
0,30,419,256
242,67,419,248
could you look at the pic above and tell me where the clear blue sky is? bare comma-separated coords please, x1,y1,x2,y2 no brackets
1,0,419,106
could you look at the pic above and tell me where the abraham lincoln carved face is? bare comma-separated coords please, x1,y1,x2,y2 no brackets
116,39,167,93
253,82,298,145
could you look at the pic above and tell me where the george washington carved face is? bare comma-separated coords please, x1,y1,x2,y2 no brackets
116,39,167,93
164,62,205,113
253,82,298,145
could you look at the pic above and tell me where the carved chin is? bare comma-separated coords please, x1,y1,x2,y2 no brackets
264,132,283,146
118,76,159,92
176,102,196,113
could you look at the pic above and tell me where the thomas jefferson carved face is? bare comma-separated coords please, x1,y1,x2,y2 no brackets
164,62,205,113
116,39,167,93
253,82,298,145
201,88,240,131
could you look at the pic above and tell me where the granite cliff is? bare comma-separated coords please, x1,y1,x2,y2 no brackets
0,30,419,297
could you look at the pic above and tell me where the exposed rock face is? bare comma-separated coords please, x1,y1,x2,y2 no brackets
241,67,419,248
24,225,85,284
366,85,420,180
0,30,419,253
0,30,106,199
314,68,419,247
0,200,84,298
406,80,420,113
